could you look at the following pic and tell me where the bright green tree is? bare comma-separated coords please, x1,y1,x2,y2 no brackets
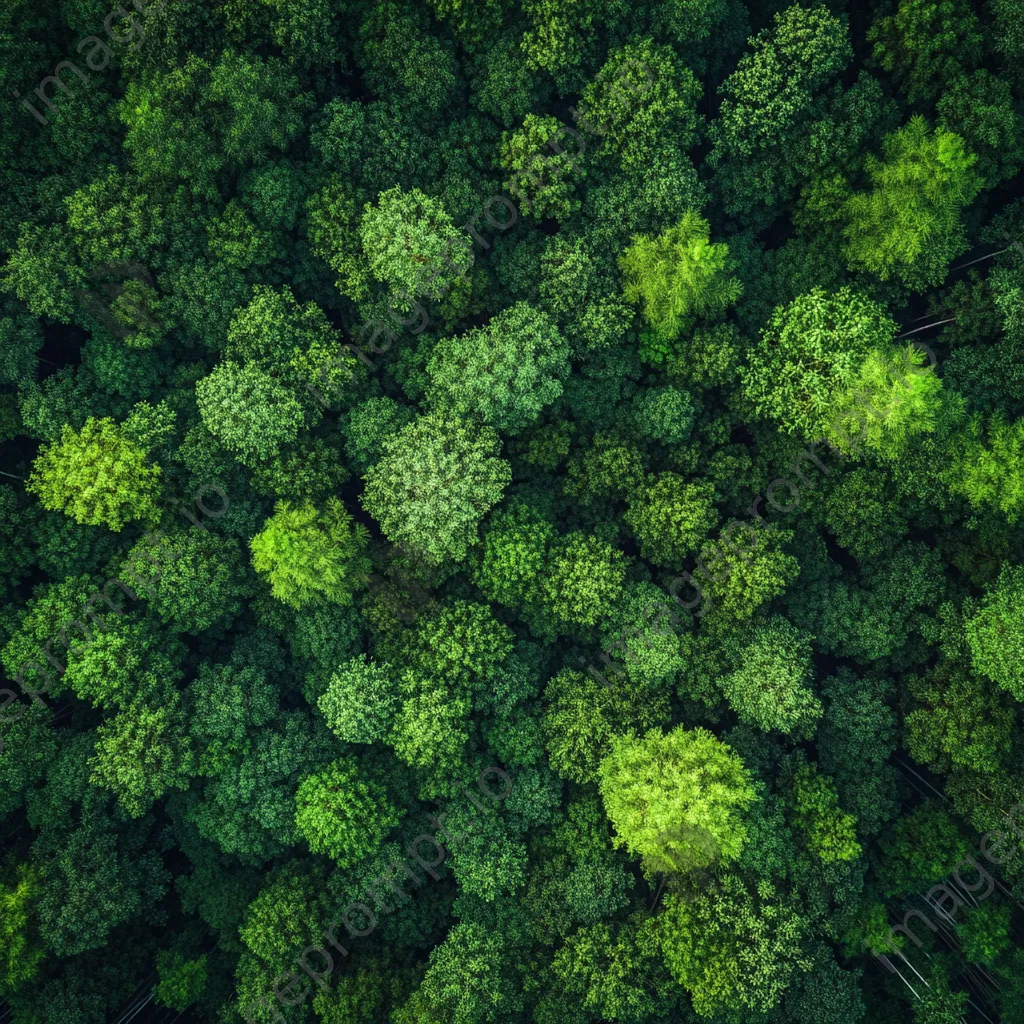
251,498,371,609
598,726,757,870
399,922,525,1023
294,758,402,867
965,564,1024,701
27,417,161,530
620,212,742,343
842,117,983,289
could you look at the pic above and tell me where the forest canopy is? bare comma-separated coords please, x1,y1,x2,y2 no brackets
1,0,1024,1023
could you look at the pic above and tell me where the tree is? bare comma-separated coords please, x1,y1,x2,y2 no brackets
524,793,633,942
318,656,399,745
786,762,861,863
937,70,1024,187
34,808,169,957
27,417,161,530
868,0,982,105
538,234,633,351
294,758,402,867
824,343,944,460
906,663,1015,776
708,4,853,216
187,711,337,864
0,703,57,818
958,902,1012,968
437,797,528,901
841,118,983,290
358,3,458,114
909,962,970,1023
360,185,472,303
543,668,616,785
990,0,1024,81
564,435,646,507
389,667,472,780
598,726,757,871
188,662,278,776
549,915,679,1023
225,284,360,408
235,861,332,979
63,617,185,710
712,5,851,160
426,303,570,433
630,386,694,444
943,414,1024,522
474,500,555,620
876,803,970,899
699,524,801,623
0,573,99,704
965,564,1024,701
624,473,717,568
599,581,691,691
469,30,552,126
659,872,813,1017
0,862,44,996
361,413,511,566
0,487,40,601
401,599,514,686
578,39,703,174
119,51,311,194
0,304,42,386
89,699,196,817
0,223,85,322
539,532,628,631
343,397,415,475
741,287,899,439
817,670,899,837
620,212,742,343
500,114,582,222
121,527,251,633
207,200,275,270
822,468,908,562
399,922,525,1023
196,361,306,466
154,951,207,1012
721,617,823,738
251,498,371,609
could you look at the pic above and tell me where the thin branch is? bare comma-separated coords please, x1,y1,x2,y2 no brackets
897,318,957,339
949,248,1010,272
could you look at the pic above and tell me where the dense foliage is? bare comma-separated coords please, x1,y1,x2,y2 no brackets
0,0,1023,1022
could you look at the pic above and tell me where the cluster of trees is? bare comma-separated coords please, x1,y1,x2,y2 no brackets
1,0,1023,1022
